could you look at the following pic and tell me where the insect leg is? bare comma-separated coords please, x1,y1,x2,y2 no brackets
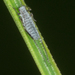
25,5,32,12
30,13,36,22
27,7,32,11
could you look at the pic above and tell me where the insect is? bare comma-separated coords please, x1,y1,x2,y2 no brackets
19,6,40,40
11,5,50,64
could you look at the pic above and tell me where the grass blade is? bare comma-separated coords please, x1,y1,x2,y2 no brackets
3,0,62,75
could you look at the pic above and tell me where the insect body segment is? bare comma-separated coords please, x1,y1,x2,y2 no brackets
19,6,40,40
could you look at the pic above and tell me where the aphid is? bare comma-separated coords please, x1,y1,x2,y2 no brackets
11,5,50,64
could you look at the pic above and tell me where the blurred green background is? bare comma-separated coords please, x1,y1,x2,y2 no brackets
0,0,75,75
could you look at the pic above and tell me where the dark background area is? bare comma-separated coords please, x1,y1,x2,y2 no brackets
0,0,75,75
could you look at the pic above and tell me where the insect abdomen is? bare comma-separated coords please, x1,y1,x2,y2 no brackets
24,19,40,40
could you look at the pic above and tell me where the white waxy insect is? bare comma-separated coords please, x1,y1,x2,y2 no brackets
19,6,40,40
